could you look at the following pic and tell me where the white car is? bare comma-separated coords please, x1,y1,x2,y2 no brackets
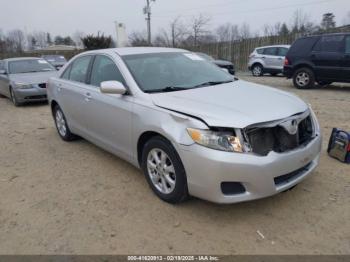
248,45,290,76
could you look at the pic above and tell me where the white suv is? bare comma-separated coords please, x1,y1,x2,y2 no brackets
248,45,290,76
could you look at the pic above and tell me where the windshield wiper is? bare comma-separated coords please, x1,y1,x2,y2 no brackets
193,80,234,88
145,86,191,93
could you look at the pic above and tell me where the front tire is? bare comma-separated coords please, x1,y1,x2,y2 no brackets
10,87,22,107
251,64,263,77
53,105,78,141
141,136,189,204
293,68,315,89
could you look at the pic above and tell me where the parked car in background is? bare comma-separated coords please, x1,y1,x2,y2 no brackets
48,47,321,204
284,33,350,89
248,45,290,76
196,52,235,75
0,57,58,106
42,55,67,70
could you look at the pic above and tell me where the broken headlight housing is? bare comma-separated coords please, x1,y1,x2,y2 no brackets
187,128,244,152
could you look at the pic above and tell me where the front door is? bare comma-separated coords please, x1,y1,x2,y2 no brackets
82,54,133,161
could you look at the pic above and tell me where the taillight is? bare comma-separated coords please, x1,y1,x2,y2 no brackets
284,58,290,66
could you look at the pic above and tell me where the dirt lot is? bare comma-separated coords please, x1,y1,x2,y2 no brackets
0,74,349,255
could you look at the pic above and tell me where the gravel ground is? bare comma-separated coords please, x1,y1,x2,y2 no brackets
0,74,349,255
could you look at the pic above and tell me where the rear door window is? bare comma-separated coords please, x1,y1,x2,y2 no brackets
345,36,350,54
263,47,277,56
69,56,92,83
256,49,264,54
313,35,344,52
289,37,319,55
277,47,289,57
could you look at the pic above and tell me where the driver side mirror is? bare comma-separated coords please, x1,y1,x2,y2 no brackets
0,70,6,75
100,81,127,95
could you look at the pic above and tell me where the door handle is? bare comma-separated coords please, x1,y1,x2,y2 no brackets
262,56,266,59
84,92,92,102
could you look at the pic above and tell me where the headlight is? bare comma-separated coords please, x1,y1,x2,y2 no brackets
187,128,243,152
15,82,32,89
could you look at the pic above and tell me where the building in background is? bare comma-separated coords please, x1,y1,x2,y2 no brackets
115,22,128,47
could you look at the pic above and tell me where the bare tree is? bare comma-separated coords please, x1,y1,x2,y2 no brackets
153,29,171,47
238,23,251,39
190,14,211,46
129,31,149,46
263,22,282,37
33,31,48,48
169,17,188,47
216,23,239,42
7,29,25,52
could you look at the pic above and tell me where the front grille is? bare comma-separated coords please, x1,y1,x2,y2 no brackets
246,115,314,156
24,95,47,100
274,162,312,186
38,83,46,88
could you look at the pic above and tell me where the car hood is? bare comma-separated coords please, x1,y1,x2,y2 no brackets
151,80,308,128
10,71,58,84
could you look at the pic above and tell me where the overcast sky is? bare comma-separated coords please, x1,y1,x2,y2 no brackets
0,0,349,38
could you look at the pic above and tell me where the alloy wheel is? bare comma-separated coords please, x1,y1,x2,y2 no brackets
296,72,310,87
55,109,67,137
252,66,262,76
147,148,176,194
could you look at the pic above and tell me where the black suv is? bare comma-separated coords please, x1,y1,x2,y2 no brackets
284,33,350,89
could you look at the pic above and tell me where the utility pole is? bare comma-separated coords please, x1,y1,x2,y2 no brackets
144,0,155,45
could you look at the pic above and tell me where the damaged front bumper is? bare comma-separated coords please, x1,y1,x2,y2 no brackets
176,108,322,204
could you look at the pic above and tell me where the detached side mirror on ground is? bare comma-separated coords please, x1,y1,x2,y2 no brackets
100,81,127,95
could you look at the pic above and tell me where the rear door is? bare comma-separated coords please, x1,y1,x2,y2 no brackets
81,54,133,161
311,35,344,80
56,55,94,133
262,47,280,69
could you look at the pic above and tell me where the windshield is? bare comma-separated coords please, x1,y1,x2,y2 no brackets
9,59,56,74
42,55,67,63
123,52,233,93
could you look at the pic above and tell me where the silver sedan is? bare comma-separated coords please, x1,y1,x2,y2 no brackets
0,57,58,106
47,48,322,204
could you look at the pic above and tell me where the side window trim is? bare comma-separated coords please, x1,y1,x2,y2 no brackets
61,64,72,80
86,55,96,85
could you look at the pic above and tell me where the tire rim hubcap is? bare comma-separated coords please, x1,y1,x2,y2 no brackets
147,148,176,194
55,110,67,137
253,66,261,76
296,72,310,86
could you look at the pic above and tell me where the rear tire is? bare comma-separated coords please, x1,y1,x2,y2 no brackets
293,68,315,89
141,136,189,204
53,105,78,141
251,64,263,77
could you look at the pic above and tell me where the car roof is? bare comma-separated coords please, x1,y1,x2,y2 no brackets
256,45,291,49
4,57,41,62
82,47,189,56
